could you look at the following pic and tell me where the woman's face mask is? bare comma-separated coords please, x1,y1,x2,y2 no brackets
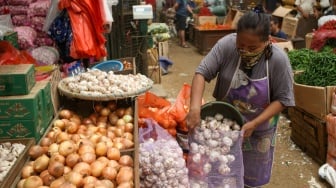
238,48,265,68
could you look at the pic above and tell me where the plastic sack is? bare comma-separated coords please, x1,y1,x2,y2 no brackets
43,0,60,32
138,92,177,135
14,26,37,50
170,83,191,132
8,5,28,15
0,14,14,37
28,0,51,17
139,118,189,187
0,41,36,65
11,15,31,26
7,0,35,5
187,118,244,188
30,46,59,65
31,16,46,31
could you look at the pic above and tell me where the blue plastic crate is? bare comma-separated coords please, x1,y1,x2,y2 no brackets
92,60,124,72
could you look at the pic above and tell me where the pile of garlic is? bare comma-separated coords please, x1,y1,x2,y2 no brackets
0,142,26,182
62,69,153,96
188,113,243,188
139,138,189,188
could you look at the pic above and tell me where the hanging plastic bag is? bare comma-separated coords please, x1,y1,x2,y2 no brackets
43,0,60,32
170,83,191,128
187,117,244,188
0,41,37,65
139,118,189,187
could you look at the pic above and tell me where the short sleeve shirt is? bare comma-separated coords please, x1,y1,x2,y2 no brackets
195,33,295,107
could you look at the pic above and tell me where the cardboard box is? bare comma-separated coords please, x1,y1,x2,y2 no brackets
0,118,44,141
0,31,19,49
0,83,43,121
224,8,244,29
194,15,217,26
34,81,54,130
305,32,314,48
281,16,298,39
148,65,161,84
272,6,298,39
293,83,335,120
0,64,36,96
158,41,169,58
272,37,294,52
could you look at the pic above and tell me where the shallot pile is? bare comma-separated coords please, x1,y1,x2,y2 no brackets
0,142,25,182
188,113,244,188
17,101,136,188
62,69,153,96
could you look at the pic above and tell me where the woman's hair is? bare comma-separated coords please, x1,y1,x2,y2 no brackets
237,11,270,42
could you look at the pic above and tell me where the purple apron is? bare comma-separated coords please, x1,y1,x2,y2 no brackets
226,59,280,187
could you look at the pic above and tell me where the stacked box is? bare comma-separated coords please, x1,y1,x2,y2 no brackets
34,81,55,131
0,64,36,96
288,107,327,165
0,31,19,49
0,81,54,141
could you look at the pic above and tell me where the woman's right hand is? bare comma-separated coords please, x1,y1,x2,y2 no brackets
186,108,201,130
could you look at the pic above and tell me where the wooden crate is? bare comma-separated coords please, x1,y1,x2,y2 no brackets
288,107,327,164
0,138,35,188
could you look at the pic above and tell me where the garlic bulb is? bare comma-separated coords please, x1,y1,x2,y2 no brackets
63,69,153,96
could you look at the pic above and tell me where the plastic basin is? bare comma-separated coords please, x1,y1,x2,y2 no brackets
92,60,123,72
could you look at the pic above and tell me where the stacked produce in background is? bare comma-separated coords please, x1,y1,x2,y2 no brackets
0,0,53,49
287,20,336,164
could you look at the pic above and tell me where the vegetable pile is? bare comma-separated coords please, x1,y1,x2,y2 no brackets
17,101,136,188
288,47,336,86
310,20,336,52
0,142,26,182
61,69,153,97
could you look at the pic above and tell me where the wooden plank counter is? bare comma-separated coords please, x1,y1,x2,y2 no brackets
193,26,235,55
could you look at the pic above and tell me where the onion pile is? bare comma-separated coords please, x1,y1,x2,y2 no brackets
17,101,136,188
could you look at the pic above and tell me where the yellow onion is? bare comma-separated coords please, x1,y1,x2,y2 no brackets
73,162,91,176
95,142,107,156
21,165,35,179
40,170,55,186
49,176,65,188
23,176,43,188
49,153,65,165
101,166,117,181
90,160,106,177
28,145,46,159
119,155,133,167
107,147,120,161
100,107,111,117
59,140,76,156
33,154,50,173
80,152,96,164
59,109,73,119
48,161,64,178
53,119,66,130
64,171,84,187
66,153,80,168
116,166,133,184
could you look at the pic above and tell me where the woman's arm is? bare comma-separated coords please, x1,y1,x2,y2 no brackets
186,73,206,129
241,100,285,137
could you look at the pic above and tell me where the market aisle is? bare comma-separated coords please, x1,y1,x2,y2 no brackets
160,39,331,188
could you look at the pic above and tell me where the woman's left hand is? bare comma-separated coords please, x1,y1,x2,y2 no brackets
241,121,257,138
